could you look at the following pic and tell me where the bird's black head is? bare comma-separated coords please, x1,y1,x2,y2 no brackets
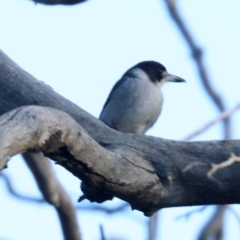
122,61,185,84
133,61,167,83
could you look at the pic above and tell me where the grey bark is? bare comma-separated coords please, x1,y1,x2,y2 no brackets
23,153,81,240
163,1,230,238
0,49,240,216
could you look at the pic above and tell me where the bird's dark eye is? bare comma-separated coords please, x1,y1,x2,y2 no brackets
131,61,167,82
158,65,166,72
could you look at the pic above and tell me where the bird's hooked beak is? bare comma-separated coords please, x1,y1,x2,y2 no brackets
162,72,186,83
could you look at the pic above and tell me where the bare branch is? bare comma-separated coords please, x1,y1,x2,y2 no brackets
100,224,107,240
23,152,81,240
175,206,207,220
1,50,240,216
163,1,233,238
163,0,231,138
197,205,226,240
1,171,129,216
0,105,158,215
0,172,44,203
148,212,158,240
1,105,240,215
183,104,240,141
76,203,129,214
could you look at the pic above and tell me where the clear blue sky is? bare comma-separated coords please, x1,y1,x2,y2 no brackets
0,0,240,239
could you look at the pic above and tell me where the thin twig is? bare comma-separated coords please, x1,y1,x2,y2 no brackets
76,203,129,214
0,172,44,203
148,212,158,240
175,206,207,220
164,0,231,139
100,224,107,240
183,104,240,141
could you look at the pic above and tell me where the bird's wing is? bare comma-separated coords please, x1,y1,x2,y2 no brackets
99,76,128,119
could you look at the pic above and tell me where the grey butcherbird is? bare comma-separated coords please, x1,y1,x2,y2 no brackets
99,61,185,134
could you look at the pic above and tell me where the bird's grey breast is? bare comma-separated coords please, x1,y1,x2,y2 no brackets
100,70,163,133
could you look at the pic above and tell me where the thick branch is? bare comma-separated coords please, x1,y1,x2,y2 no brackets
1,50,240,216
0,106,160,215
1,105,240,215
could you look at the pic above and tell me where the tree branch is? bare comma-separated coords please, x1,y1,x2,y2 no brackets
197,205,226,240
148,212,158,240
163,1,232,238
23,152,81,240
183,104,240,141
1,50,240,216
76,203,129,214
0,172,44,203
163,0,231,138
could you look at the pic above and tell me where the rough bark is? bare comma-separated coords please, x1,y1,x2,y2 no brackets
0,49,240,216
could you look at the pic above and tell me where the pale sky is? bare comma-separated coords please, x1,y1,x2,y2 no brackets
1,0,240,239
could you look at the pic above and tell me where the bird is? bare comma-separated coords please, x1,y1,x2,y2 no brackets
99,61,185,134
